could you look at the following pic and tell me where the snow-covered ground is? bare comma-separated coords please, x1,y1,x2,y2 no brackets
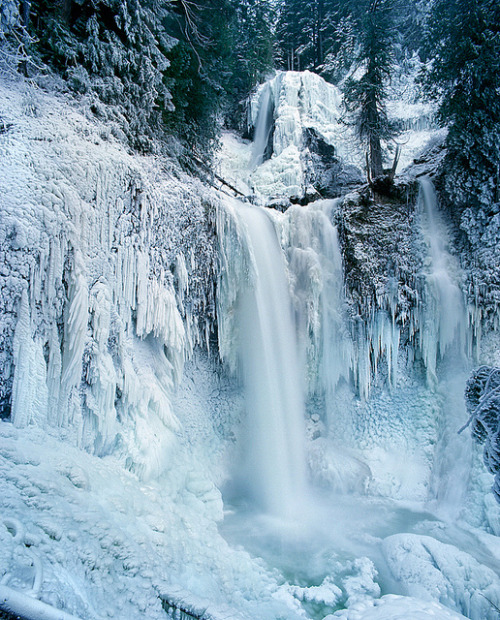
1,68,500,620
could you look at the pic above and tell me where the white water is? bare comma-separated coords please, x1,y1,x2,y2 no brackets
419,178,467,383
418,178,472,518
233,202,308,518
250,83,274,170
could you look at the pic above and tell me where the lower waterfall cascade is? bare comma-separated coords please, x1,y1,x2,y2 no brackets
219,197,308,518
1,70,500,620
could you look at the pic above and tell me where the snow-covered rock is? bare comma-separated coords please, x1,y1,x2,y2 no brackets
331,593,468,620
383,533,500,620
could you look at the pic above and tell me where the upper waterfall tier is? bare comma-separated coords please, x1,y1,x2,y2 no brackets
220,70,438,202
248,71,361,199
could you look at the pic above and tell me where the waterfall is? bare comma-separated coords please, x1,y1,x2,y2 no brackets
250,83,274,171
418,178,466,383
418,178,471,517
223,199,308,518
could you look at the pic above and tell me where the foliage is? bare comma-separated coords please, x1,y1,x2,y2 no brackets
276,0,352,75
422,0,500,211
162,0,235,156
28,0,177,152
226,0,274,130
463,366,500,503
343,0,399,178
14,0,274,158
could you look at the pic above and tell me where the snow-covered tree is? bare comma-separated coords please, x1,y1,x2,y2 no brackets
29,0,177,152
0,0,19,37
343,0,398,180
464,366,500,503
226,0,274,128
422,0,500,210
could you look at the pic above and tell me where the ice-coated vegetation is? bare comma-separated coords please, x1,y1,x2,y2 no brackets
1,49,500,620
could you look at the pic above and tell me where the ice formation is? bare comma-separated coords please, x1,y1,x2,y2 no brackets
1,67,500,620
245,71,356,197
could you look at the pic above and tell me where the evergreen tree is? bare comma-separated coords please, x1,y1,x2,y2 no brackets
163,0,235,156
422,0,500,210
28,0,177,152
227,0,274,128
276,0,343,73
343,0,398,179
0,0,19,37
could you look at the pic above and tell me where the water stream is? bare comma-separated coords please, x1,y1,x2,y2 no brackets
234,202,308,518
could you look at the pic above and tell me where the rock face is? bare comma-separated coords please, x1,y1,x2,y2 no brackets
338,182,420,324
303,127,364,198
383,534,500,620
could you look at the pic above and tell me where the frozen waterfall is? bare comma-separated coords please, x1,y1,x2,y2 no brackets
419,177,467,384
418,178,472,517
217,197,308,518
250,83,274,170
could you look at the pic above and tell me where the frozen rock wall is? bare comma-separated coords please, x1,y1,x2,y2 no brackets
0,75,217,479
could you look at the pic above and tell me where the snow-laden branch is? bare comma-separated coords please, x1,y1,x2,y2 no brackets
463,366,500,502
0,584,82,620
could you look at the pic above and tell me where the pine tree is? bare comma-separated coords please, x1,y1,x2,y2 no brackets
29,0,177,152
343,0,398,180
422,0,500,210
223,0,275,130
163,0,235,155
276,0,342,73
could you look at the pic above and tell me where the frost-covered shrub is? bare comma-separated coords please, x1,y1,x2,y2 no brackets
0,0,19,38
29,0,177,152
464,366,500,503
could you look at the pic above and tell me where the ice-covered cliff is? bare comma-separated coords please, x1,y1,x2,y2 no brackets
1,67,500,620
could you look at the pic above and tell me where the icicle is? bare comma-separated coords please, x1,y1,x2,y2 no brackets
11,289,49,427
58,250,89,426
174,252,189,313
46,324,62,427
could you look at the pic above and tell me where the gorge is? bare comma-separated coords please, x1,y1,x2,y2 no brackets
1,65,500,620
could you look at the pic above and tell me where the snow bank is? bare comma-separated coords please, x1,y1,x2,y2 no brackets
331,593,468,620
383,533,500,619
0,423,307,620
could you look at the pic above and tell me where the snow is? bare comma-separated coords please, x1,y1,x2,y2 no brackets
383,534,500,619
0,422,307,620
1,66,500,620
331,594,468,620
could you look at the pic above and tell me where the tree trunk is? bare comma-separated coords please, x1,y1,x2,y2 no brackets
369,134,383,178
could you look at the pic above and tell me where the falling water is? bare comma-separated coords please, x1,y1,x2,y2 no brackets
250,83,274,170
419,178,466,378
419,178,471,517
234,202,308,518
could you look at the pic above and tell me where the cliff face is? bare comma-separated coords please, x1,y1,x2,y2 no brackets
0,74,218,476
